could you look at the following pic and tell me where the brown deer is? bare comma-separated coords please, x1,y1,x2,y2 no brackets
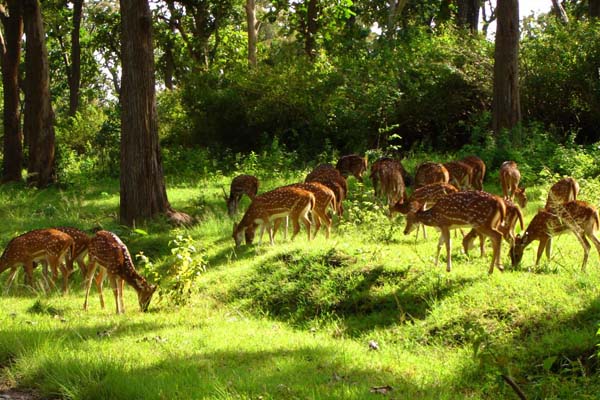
390,182,458,216
511,201,600,271
545,177,579,211
306,164,347,216
404,191,506,273
336,154,368,182
233,186,315,247
500,161,527,208
414,162,450,189
461,156,486,190
83,230,156,314
370,158,412,196
463,197,524,256
1,229,74,293
269,182,336,239
443,161,474,190
223,174,259,217
370,160,406,206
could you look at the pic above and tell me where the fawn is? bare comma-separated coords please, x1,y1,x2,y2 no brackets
545,177,579,211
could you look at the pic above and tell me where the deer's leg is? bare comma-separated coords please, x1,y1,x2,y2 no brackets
441,228,452,272
57,257,71,294
461,229,477,257
24,261,35,288
108,274,121,314
5,267,19,292
94,267,106,309
545,237,552,259
535,237,548,266
575,233,591,271
83,260,98,311
118,278,125,313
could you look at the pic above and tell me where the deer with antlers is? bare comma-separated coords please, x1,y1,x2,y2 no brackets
500,161,527,208
233,186,315,247
461,156,486,190
545,177,579,211
83,230,156,314
404,191,506,273
336,154,368,182
511,200,600,271
0,229,74,293
223,174,259,217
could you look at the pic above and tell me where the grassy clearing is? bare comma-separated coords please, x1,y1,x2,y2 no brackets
1,174,600,399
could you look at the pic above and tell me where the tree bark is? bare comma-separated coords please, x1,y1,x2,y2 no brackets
245,0,258,67
304,0,319,59
457,0,480,32
591,0,600,18
551,0,569,23
119,0,190,226
492,0,521,138
1,1,24,183
69,0,84,116
23,0,56,187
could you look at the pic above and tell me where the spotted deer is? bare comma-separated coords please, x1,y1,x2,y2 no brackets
84,230,156,314
545,177,579,211
500,161,527,208
443,161,474,190
414,162,450,189
233,186,315,247
370,158,412,197
390,182,459,216
404,191,506,273
0,229,74,292
370,159,406,206
463,197,524,256
511,201,600,271
461,156,486,191
223,174,259,217
336,154,368,182
306,164,347,216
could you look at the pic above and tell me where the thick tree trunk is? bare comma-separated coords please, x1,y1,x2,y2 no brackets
551,0,569,23
492,0,521,137
23,0,56,187
119,0,190,226
245,0,258,67
1,1,24,183
69,0,83,116
305,0,318,59
457,0,480,32
591,0,600,18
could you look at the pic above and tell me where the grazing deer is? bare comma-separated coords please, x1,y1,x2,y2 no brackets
390,183,459,216
545,177,579,211
510,201,600,271
223,174,259,217
404,191,506,273
500,161,527,208
306,164,347,216
370,160,406,206
370,158,412,196
336,154,368,182
84,230,156,314
461,156,486,191
463,197,524,256
414,162,450,189
233,186,315,247
1,229,74,293
443,161,474,190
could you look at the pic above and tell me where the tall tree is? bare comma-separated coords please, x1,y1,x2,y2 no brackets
492,0,521,137
119,0,190,226
591,0,600,18
68,0,84,116
0,0,24,183
245,0,259,67
303,0,319,58
457,0,480,32
23,0,56,187
551,0,569,23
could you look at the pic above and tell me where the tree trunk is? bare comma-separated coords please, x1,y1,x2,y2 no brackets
492,0,521,138
305,0,318,59
457,0,481,32
23,0,56,187
119,0,190,226
1,0,24,183
387,0,408,35
551,0,569,23
245,0,258,67
591,0,600,18
69,0,83,116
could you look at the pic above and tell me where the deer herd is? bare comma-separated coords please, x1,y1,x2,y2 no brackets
226,154,600,276
1,154,599,314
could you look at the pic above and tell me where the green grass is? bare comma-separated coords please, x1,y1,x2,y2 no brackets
1,173,600,399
